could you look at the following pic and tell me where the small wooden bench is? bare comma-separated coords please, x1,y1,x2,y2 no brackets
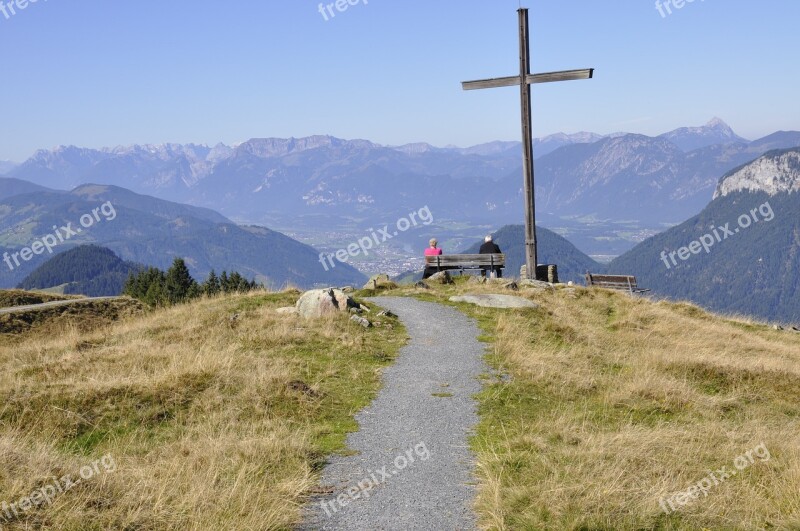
425,254,505,276
585,272,650,294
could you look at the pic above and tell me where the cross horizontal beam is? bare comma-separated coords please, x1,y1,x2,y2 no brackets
462,68,594,91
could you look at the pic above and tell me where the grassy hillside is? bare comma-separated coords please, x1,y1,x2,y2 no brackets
0,289,81,308
0,290,405,529
470,288,800,529
3,281,799,529
368,280,800,529
0,296,145,343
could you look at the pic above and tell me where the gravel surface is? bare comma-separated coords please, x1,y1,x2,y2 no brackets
0,297,118,315
301,297,487,531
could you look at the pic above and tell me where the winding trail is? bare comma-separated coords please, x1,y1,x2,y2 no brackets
0,297,119,315
302,297,487,531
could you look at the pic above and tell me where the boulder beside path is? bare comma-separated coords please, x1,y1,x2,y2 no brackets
296,288,360,318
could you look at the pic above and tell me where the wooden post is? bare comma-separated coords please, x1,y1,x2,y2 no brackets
518,9,537,280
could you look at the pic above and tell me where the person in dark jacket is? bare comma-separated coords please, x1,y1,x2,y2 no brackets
479,235,502,278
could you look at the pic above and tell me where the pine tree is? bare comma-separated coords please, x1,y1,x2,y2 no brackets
144,278,167,307
220,271,230,293
164,257,198,304
203,269,221,296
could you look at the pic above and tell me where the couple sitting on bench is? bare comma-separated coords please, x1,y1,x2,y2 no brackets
422,236,503,279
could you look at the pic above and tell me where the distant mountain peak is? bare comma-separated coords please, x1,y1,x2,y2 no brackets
392,142,441,155
236,135,377,158
706,117,728,128
714,148,800,199
659,117,748,151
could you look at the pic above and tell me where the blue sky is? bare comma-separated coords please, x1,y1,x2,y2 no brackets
1,0,798,161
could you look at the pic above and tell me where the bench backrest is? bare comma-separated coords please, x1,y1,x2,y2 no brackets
425,254,505,268
585,273,639,291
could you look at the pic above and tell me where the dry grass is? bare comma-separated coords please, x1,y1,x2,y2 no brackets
0,289,82,308
460,285,800,530
0,290,404,530
371,277,800,527
0,297,146,343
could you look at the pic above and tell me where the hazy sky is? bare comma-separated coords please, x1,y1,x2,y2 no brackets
1,0,798,161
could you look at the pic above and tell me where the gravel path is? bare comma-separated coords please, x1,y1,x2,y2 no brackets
301,297,487,531
0,297,118,315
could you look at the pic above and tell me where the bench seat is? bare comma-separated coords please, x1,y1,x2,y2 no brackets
425,254,505,273
585,272,650,294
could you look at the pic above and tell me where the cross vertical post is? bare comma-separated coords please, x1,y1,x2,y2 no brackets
462,8,594,281
518,8,537,280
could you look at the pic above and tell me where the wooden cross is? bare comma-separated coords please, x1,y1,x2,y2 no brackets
462,8,594,280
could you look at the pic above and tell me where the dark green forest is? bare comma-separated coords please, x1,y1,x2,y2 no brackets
610,191,800,323
17,245,143,296
124,258,261,307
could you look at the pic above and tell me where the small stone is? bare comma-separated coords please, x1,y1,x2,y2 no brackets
426,271,453,285
503,281,519,291
519,279,556,292
363,274,396,290
774,325,784,331
377,310,397,318
350,315,372,328
414,281,431,289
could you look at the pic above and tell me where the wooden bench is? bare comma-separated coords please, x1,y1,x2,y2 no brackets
425,254,505,276
585,272,650,294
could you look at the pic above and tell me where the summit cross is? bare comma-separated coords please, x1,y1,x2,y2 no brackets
462,8,594,280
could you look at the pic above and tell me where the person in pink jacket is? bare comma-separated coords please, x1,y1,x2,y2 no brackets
423,238,442,279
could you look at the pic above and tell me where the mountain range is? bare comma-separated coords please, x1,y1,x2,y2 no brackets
0,184,365,289
8,119,800,260
0,161,17,174
0,177,50,201
609,148,800,323
3,121,800,322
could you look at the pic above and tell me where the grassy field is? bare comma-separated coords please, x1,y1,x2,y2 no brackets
0,290,405,529
407,279,800,529
3,280,800,529
0,296,145,343
0,289,82,308
363,278,800,529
